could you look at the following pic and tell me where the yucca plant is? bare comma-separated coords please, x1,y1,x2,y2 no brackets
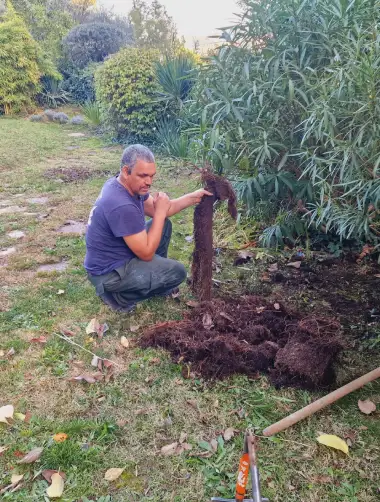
155,118,189,159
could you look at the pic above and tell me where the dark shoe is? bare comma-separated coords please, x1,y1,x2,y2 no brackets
99,292,136,313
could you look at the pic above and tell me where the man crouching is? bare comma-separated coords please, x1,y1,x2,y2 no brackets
84,144,211,312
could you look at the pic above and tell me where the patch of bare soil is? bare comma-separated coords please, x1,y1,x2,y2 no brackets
44,167,94,183
140,296,342,390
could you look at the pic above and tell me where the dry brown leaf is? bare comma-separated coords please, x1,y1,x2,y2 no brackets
53,433,68,443
86,318,100,335
161,442,178,456
130,325,140,332
186,399,198,409
0,446,9,454
42,470,66,484
91,355,100,367
358,399,376,415
68,374,97,384
220,312,234,322
210,439,218,452
7,347,15,357
135,408,150,416
0,405,14,424
46,472,64,498
202,313,214,330
186,300,199,308
256,306,266,314
223,428,235,441
179,432,187,444
30,336,47,344
0,350,4,357
182,443,192,451
18,447,43,464
287,261,301,269
10,474,23,485
104,468,124,481
120,336,130,348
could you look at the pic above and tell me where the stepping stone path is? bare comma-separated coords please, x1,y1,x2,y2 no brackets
8,230,25,239
37,261,68,272
0,247,16,257
66,146,81,150
0,205,24,215
68,133,86,137
57,220,87,235
26,197,49,205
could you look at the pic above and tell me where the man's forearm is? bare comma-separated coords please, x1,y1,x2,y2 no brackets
167,194,193,217
145,212,166,260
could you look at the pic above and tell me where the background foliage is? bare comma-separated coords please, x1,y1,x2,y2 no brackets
95,47,162,139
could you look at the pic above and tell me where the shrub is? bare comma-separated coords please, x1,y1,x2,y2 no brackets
37,76,70,108
62,22,126,69
60,64,98,104
71,114,86,125
81,101,101,125
0,1,57,113
155,118,189,159
53,112,69,124
95,47,162,139
44,109,56,121
29,114,43,122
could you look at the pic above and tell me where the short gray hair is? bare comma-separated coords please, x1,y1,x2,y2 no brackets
120,144,155,172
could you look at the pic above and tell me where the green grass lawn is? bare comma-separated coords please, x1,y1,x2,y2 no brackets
0,117,379,502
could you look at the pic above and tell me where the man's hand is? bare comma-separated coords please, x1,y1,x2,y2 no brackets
187,189,213,206
153,192,171,216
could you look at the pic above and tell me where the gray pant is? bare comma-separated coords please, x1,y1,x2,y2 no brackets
88,219,187,306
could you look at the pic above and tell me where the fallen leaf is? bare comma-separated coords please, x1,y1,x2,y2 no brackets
14,413,26,421
274,303,281,310
18,447,43,464
97,395,106,402
0,405,14,424
7,347,15,357
287,261,301,269
198,440,213,452
57,290,65,295
261,272,271,282
53,433,68,443
256,306,266,314
120,336,129,348
46,472,64,498
161,442,178,456
187,400,198,409
223,428,235,441
60,327,76,337
268,263,278,272
317,434,349,454
130,325,140,332
0,446,9,454
374,274,380,278
117,419,127,427
234,250,253,266
312,475,333,484
202,313,214,330
13,450,25,458
91,355,100,367
42,470,66,484
0,350,4,357
68,374,97,384
135,408,150,416
220,312,234,322
104,468,124,481
30,336,47,344
11,474,23,485
358,399,376,415
210,439,218,452
179,432,187,444
186,301,199,308
103,360,114,368
182,442,192,451
86,318,100,335
358,425,368,431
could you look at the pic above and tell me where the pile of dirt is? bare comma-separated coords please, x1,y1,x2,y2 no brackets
140,296,343,389
192,170,237,301
44,167,113,183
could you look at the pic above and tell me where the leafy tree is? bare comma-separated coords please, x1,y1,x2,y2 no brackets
62,22,127,69
82,6,134,44
70,0,96,22
95,47,162,138
129,0,182,54
12,0,74,62
0,1,58,113
184,0,380,249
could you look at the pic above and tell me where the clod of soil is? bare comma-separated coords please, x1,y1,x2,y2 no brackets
140,296,343,389
191,170,237,301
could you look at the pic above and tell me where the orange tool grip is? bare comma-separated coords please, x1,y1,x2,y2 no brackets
235,452,250,501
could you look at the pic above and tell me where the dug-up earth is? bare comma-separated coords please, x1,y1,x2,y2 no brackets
0,117,379,502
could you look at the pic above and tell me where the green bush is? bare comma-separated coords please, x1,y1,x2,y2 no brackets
0,1,57,113
95,47,162,139
60,63,98,104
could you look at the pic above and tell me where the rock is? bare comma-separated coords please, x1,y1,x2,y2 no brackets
0,247,16,257
37,261,68,272
0,205,24,215
57,220,86,235
27,197,48,205
8,230,25,239
71,115,86,125
68,132,86,137
66,146,80,150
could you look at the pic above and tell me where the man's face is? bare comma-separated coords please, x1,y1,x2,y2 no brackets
123,160,156,196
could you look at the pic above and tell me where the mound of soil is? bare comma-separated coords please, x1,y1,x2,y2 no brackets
140,296,343,389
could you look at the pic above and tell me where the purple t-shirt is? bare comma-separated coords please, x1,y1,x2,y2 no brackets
84,177,148,276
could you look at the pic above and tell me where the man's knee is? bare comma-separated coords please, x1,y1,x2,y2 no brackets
173,261,187,284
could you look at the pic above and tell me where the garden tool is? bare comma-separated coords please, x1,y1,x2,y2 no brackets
211,430,269,502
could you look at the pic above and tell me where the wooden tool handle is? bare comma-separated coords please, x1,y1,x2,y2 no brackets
263,367,380,437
